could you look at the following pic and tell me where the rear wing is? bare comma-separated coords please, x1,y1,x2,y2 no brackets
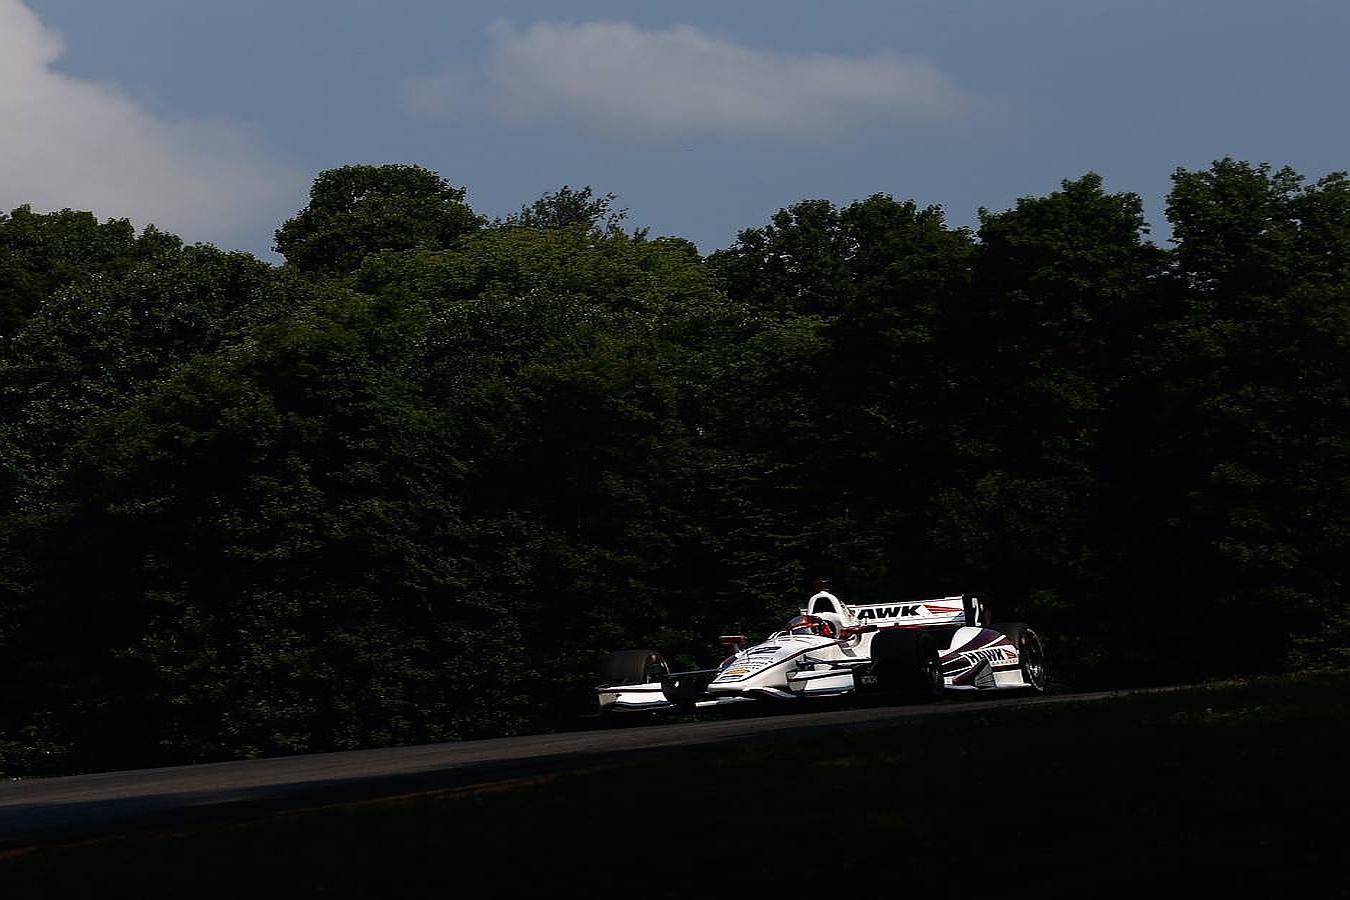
804,591,984,629
846,595,982,628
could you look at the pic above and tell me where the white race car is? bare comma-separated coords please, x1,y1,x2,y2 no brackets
597,589,1046,713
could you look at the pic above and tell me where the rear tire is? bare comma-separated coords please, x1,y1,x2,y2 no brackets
601,649,669,687
990,623,1047,692
869,630,944,701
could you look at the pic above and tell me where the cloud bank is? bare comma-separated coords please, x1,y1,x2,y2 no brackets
407,21,966,140
0,0,294,247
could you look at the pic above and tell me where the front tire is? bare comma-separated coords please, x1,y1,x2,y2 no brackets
601,649,669,687
661,672,714,708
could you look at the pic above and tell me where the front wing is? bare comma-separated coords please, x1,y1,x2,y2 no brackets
597,659,871,712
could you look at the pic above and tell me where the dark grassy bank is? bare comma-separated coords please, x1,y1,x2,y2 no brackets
4,674,1348,897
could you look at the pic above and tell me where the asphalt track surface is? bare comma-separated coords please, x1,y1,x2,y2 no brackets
0,688,1145,850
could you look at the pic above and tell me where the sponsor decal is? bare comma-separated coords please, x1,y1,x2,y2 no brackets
856,604,923,620
941,644,1017,678
713,643,824,682
946,646,1017,666
855,602,965,620
715,657,780,681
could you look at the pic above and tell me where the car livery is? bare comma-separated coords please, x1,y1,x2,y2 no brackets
596,590,1046,712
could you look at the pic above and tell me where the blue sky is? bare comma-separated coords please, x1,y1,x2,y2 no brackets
5,1,1349,258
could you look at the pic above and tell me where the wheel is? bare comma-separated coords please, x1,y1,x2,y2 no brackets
601,649,669,687
661,671,714,707
990,623,1047,692
869,630,944,701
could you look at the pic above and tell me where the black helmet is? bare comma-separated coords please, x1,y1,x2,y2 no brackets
787,614,836,639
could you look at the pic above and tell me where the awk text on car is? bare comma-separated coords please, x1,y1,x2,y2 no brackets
597,587,1046,713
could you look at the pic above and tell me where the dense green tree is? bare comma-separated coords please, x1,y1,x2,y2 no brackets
950,176,1164,594
709,199,851,318
503,185,636,236
357,224,764,679
3,159,1348,775
0,245,276,518
1146,160,1350,673
914,175,1170,678
1,215,751,772
274,165,482,276
708,195,976,600
0,205,179,339
3,287,532,770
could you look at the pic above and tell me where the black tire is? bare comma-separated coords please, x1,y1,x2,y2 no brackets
869,630,944,701
601,649,669,687
661,671,714,707
990,623,1047,692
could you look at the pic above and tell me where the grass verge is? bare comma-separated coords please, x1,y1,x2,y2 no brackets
3,673,1347,897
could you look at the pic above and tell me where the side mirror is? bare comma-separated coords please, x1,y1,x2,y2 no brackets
839,625,877,639
719,635,749,649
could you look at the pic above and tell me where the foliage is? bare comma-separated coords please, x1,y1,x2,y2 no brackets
0,205,180,339
501,184,638,236
274,165,482,276
1,161,1348,774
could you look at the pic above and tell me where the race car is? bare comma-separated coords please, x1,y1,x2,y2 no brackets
596,588,1046,713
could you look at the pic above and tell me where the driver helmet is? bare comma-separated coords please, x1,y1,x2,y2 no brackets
787,614,837,639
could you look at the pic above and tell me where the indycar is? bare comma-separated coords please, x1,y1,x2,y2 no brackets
597,588,1046,713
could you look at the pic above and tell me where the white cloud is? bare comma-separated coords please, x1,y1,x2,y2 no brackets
0,0,296,247
407,21,966,139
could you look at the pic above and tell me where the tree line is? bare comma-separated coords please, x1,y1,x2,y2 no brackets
1,160,1346,775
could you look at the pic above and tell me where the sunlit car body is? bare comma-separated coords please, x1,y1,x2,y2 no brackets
596,590,1045,713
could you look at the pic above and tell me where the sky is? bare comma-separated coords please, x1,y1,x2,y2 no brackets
4,0,1349,259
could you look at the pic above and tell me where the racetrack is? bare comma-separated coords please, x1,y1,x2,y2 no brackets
0,688,1149,850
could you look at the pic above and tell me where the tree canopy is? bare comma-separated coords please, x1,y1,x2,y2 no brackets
2,159,1347,775
274,165,481,276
